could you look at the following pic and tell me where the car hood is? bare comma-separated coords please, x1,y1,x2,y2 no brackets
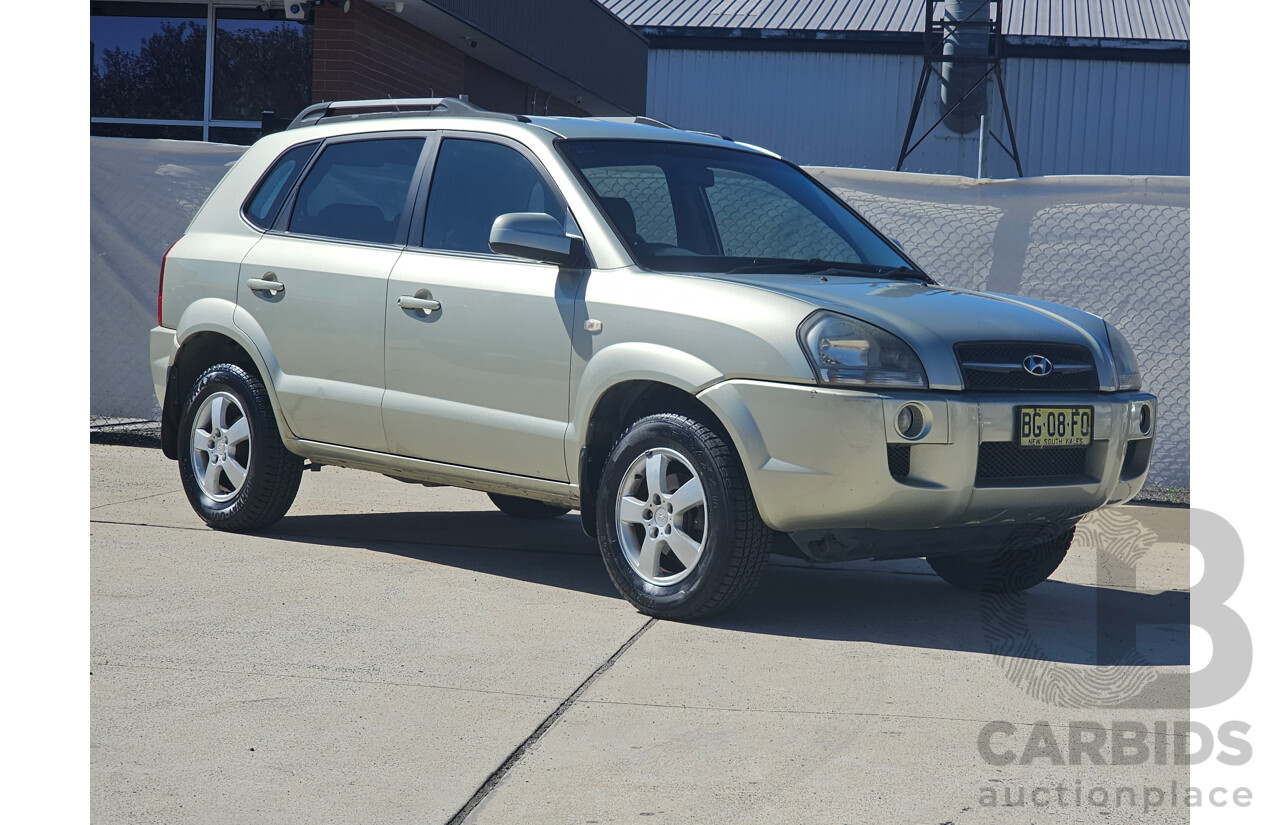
707,274,1117,391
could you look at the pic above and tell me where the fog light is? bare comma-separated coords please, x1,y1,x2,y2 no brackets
895,403,926,439
1138,404,1152,436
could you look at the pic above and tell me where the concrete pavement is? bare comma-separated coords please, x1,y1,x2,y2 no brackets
91,443,1190,824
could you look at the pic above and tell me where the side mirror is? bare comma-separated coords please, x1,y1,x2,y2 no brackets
489,212,581,266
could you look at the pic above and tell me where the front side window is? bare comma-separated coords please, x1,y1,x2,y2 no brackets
423,139,566,255
560,140,915,276
288,138,425,245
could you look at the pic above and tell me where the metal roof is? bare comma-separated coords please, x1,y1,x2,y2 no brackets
600,0,1189,42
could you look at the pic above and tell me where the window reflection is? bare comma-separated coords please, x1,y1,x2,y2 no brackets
213,12,313,123
89,4,313,136
91,13,206,120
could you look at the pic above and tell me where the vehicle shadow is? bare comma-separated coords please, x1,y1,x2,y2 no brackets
267,510,1188,668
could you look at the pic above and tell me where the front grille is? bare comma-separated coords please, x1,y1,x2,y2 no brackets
887,445,911,479
976,442,1089,485
956,342,1097,392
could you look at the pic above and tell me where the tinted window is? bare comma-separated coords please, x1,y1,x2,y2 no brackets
245,142,317,229
289,138,424,245
423,139,565,255
91,8,206,120
213,10,312,123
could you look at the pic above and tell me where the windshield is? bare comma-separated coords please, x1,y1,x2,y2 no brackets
559,139,918,276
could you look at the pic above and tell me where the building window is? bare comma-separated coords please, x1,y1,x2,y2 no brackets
90,2,312,144
90,4,207,122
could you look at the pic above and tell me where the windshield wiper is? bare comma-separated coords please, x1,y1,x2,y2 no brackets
876,265,932,283
723,258,931,282
724,258,875,275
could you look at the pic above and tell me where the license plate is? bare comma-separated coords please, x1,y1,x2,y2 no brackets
1017,406,1093,447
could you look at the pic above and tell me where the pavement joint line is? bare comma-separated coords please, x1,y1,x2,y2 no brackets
445,617,658,825
90,489,184,511
92,661,569,704
572,699,1193,736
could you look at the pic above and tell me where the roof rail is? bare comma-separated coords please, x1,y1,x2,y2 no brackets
587,115,734,142
590,115,677,129
287,97,530,130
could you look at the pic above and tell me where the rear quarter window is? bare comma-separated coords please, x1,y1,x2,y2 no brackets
243,142,317,230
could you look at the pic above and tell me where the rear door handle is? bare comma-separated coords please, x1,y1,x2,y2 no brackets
247,275,284,294
397,295,441,313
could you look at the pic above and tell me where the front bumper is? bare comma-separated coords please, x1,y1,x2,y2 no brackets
697,379,1156,546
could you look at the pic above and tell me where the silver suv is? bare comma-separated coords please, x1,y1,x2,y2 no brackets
151,98,1155,619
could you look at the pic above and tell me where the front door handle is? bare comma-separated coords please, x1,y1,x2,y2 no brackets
397,295,441,313
247,273,285,294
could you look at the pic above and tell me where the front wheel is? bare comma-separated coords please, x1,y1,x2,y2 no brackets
926,526,1075,592
597,413,771,621
177,364,303,532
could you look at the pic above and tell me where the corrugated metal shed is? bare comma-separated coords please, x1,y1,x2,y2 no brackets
643,49,1189,175
602,0,1189,42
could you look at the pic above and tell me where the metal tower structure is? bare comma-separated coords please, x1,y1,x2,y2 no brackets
895,0,1023,176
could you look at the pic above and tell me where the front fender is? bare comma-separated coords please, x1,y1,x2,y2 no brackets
566,342,724,476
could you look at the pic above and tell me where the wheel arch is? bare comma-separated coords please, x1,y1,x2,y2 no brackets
162,327,284,459
576,379,741,538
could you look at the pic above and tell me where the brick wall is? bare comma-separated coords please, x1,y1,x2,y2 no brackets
312,0,589,116
313,1,464,102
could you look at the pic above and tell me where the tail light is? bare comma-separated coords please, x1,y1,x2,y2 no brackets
159,240,178,326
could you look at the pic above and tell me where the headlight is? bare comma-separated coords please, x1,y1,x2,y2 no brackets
799,311,928,388
1106,321,1143,391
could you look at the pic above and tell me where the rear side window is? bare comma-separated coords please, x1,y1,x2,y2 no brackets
422,139,565,255
244,142,317,229
288,138,425,245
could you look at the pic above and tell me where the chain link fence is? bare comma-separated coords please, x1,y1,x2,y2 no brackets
811,168,1188,491
90,139,1188,491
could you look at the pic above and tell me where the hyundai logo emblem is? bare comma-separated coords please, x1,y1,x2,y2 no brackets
1022,354,1054,376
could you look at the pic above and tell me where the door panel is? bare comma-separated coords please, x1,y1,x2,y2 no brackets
235,135,426,452
237,235,400,451
383,250,578,480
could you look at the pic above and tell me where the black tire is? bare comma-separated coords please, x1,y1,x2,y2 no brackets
177,364,303,532
596,413,771,621
488,493,571,520
926,525,1075,593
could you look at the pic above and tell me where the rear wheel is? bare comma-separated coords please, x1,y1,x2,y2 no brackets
177,364,303,532
926,526,1075,592
597,413,771,620
487,493,570,520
